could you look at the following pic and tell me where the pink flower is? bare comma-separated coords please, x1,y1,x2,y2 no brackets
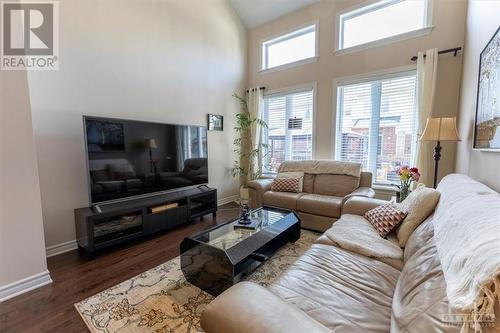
411,172,420,181
397,166,409,176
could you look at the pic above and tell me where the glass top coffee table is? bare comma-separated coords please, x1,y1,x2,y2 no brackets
180,206,300,296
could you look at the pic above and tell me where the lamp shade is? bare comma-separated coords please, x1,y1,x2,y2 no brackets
146,138,158,149
420,117,460,142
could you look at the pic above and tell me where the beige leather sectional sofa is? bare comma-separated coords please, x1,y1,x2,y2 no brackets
247,160,375,231
201,174,500,333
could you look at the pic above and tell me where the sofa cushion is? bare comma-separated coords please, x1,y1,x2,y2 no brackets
262,191,304,210
391,218,457,332
271,244,400,332
108,163,136,180
96,180,123,192
316,214,403,270
313,174,360,197
297,193,342,218
296,212,336,232
278,160,362,177
396,185,440,247
403,215,434,262
303,173,315,193
201,282,330,333
90,169,110,182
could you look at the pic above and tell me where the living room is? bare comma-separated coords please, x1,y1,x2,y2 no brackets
0,0,499,332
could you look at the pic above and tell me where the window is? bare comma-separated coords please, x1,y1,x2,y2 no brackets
262,24,317,70
338,0,430,50
264,88,314,172
335,73,417,184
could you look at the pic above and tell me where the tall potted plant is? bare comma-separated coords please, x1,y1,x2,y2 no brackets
231,93,268,198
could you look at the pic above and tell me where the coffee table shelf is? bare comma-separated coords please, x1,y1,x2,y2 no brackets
180,206,300,296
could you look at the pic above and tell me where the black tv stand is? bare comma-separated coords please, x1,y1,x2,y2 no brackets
75,187,217,254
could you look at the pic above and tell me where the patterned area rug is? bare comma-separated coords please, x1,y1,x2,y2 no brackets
75,230,318,333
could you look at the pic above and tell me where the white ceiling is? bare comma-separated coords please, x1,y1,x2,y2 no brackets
229,0,321,29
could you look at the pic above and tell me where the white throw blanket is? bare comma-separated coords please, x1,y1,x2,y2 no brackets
320,214,403,260
433,174,500,332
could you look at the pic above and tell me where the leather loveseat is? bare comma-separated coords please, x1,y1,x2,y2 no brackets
247,160,375,231
201,174,500,333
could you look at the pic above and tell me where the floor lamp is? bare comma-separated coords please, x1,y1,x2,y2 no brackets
420,117,460,188
146,138,158,173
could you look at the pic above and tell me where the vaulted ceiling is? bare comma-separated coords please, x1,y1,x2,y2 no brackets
229,0,321,29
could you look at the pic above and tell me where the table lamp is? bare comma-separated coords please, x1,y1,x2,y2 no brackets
420,117,460,188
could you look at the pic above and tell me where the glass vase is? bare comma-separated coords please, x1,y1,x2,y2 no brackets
399,185,410,202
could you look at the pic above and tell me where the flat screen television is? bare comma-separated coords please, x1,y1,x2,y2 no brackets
83,116,208,204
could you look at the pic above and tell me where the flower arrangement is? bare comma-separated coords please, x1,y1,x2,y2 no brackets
396,166,420,202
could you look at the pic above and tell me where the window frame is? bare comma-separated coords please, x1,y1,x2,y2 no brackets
333,67,418,186
262,83,317,174
260,22,319,73
335,0,433,55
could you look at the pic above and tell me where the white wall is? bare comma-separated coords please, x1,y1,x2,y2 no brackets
456,0,500,192
247,0,467,186
27,0,247,249
0,69,50,299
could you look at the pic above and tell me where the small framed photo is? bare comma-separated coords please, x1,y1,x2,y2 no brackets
208,114,223,131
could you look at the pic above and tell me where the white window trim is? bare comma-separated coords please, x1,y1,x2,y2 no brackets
263,82,318,170
332,66,417,185
260,21,319,73
334,0,434,55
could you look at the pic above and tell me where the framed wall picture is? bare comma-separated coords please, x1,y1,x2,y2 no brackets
473,26,500,150
207,114,223,131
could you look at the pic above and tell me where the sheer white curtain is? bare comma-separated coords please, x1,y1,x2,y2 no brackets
415,49,438,187
247,87,264,180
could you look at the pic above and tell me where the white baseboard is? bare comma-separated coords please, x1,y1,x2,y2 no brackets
0,270,52,302
46,239,78,258
218,194,239,206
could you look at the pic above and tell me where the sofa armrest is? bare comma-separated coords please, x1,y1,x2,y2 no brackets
201,282,330,333
247,178,274,192
341,186,376,206
247,178,274,209
342,196,387,216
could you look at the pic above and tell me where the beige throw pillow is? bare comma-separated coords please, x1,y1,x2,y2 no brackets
396,185,441,247
274,172,304,192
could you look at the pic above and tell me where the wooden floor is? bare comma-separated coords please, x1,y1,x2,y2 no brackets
0,203,240,333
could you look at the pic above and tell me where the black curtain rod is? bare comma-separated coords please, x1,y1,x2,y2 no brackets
410,47,462,61
246,87,266,93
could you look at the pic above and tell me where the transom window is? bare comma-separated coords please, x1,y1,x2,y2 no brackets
335,72,417,184
339,0,430,50
264,88,314,172
262,24,317,71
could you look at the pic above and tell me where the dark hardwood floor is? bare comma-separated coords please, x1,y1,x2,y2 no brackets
0,203,240,333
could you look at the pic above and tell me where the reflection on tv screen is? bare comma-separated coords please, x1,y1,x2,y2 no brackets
85,117,208,203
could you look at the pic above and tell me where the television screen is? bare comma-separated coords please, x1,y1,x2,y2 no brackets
84,116,208,204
